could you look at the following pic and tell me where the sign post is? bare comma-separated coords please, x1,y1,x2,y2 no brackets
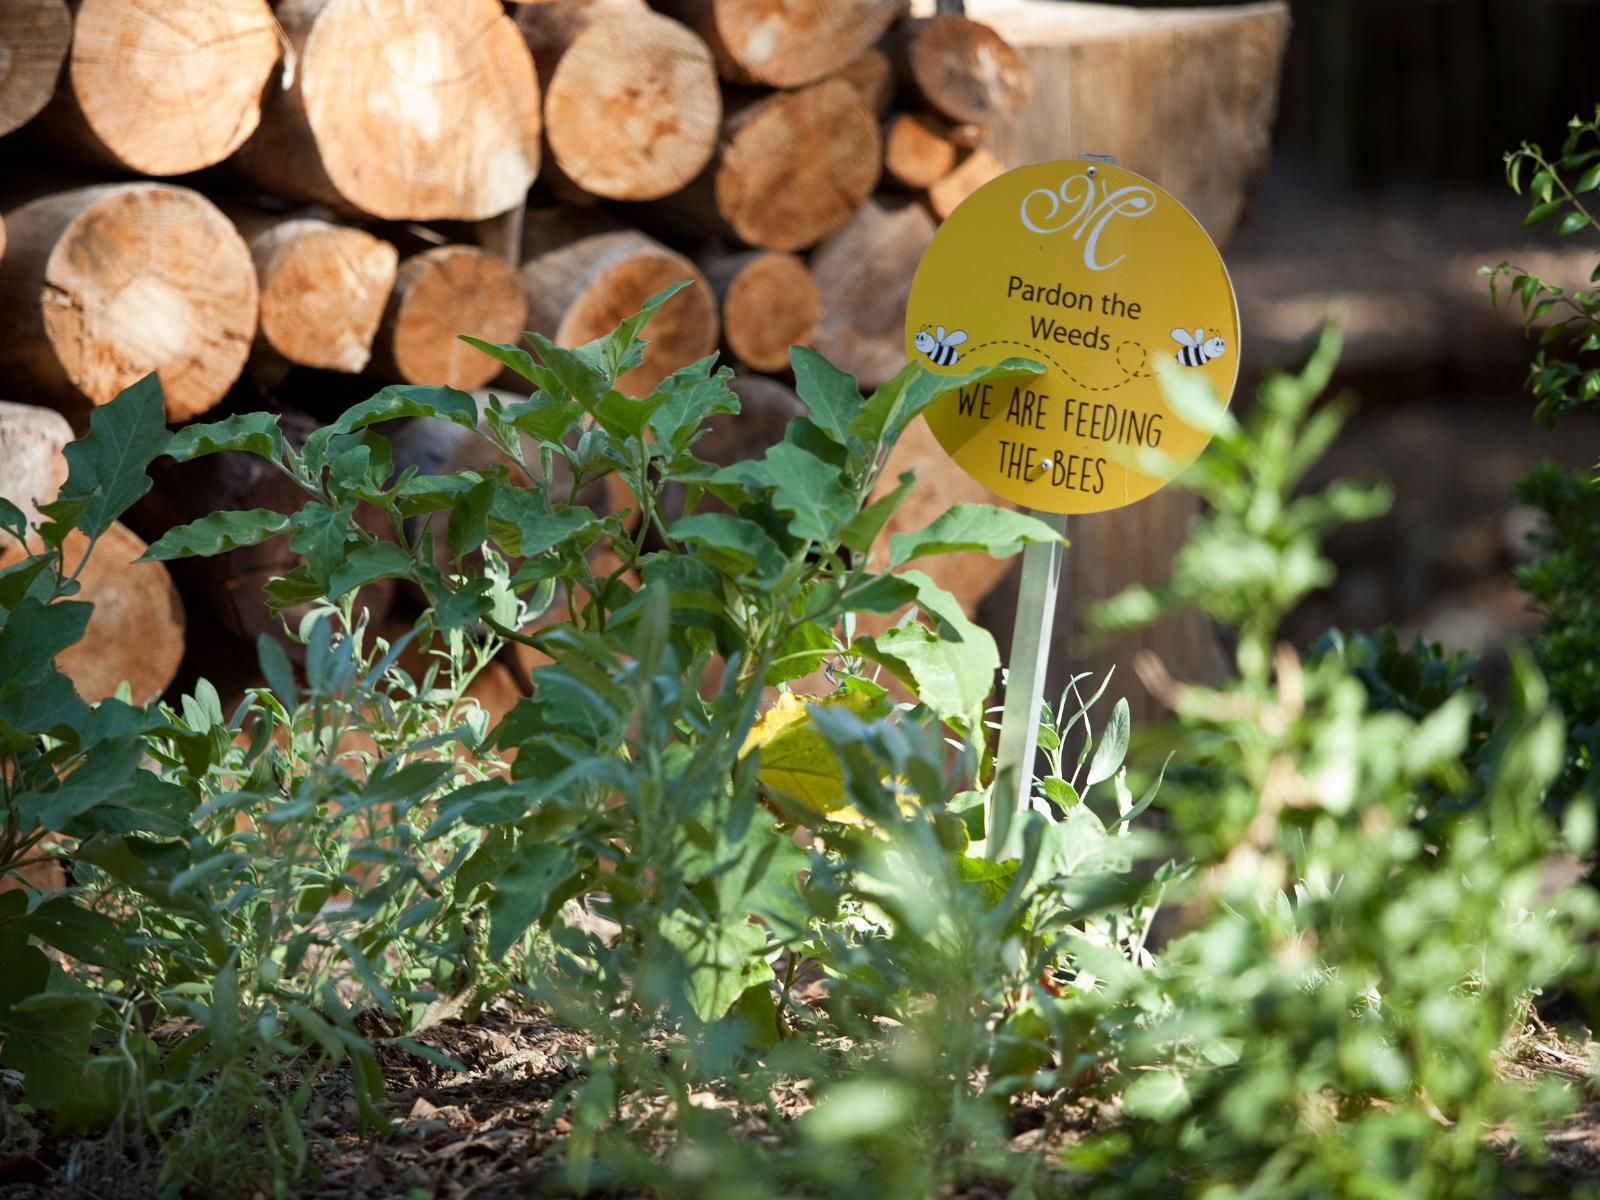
903,157,1241,850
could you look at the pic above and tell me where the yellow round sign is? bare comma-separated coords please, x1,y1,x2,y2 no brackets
905,159,1240,514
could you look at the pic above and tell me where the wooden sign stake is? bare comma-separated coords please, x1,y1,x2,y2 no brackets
991,509,1069,852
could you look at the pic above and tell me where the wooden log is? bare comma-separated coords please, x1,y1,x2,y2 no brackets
702,252,819,373
37,0,279,176
235,214,398,374
371,245,526,391
635,80,881,253
887,15,1033,125
520,208,718,395
976,0,1291,245
0,184,258,426
0,0,70,138
0,401,70,548
926,146,1003,219
884,111,963,190
130,409,396,660
808,195,935,388
655,0,903,87
232,0,541,221
829,47,896,119
518,2,720,201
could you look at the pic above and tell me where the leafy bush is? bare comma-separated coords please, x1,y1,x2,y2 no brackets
0,295,1594,1198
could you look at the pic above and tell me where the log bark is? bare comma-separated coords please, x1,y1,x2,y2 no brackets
0,401,70,548
884,111,964,190
0,184,258,426
519,2,720,201
0,0,70,138
635,81,881,253
655,0,904,87
520,209,718,395
235,214,398,374
233,0,541,221
829,47,895,119
371,245,527,390
887,15,1033,125
130,410,396,660
808,195,935,388
926,146,1003,219
37,0,279,176
702,252,819,373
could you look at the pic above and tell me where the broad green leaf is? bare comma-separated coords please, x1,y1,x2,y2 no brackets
1122,1070,1190,1120
668,513,787,583
326,541,414,599
166,411,285,464
0,498,26,541
593,280,692,381
768,619,832,685
327,384,479,437
289,502,358,584
870,620,997,723
486,841,576,959
139,509,291,560
1085,697,1130,786
760,441,857,543
853,356,1044,451
3,991,110,1126
26,897,132,971
523,333,607,408
658,910,769,1024
649,357,739,451
1557,211,1592,236
889,504,1065,567
445,473,497,561
839,471,914,555
502,392,584,442
488,490,605,558
1577,161,1600,193
0,554,59,615
803,1080,916,1144
594,387,671,440
0,598,92,740
394,471,493,517
791,345,866,452
38,373,169,545
458,335,562,396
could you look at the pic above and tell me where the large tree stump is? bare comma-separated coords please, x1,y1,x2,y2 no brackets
654,0,903,88
887,15,1034,125
236,214,399,374
371,245,526,390
38,0,280,176
233,0,541,221
701,252,819,373
518,1,720,201
809,195,936,388
926,146,1003,219
519,209,718,395
0,184,258,426
633,80,881,253
829,47,896,119
0,0,71,138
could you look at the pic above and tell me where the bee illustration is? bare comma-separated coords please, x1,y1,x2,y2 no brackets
914,325,969,367
1172,327,1227,367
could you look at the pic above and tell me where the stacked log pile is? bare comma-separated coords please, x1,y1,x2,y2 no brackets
0,0,1287,714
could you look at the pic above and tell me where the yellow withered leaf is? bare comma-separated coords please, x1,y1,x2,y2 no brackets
740,688,883,822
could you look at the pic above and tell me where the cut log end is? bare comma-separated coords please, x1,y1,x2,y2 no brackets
884,111,961,190
249,219,399,373
0,0,71,139
0,401,71,548
0,184,257,424
543,11,720,201
377,245,527,391
716,80,881,252
707,253,819,373
828,47,895,119
900,15,1033,125
274,0,541,220
0,524,185,705
927,147,1004,220
63,0,281,175
664,0,902,88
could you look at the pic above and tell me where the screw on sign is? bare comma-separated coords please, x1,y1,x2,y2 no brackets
903,157,1241,848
